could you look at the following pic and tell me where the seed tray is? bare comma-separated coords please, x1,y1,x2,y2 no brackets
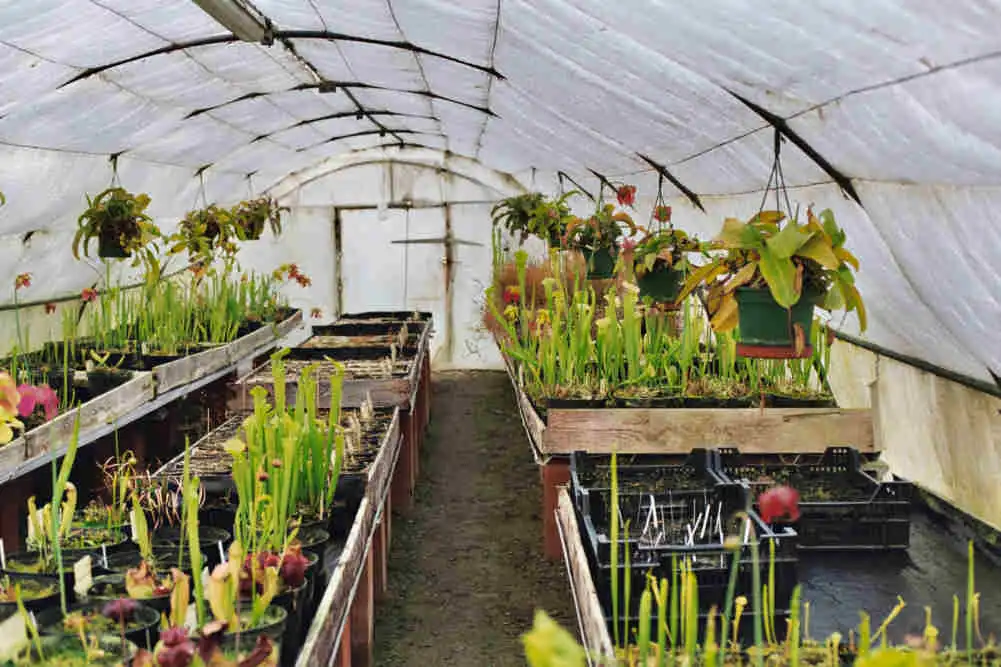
569,449,727,528
716,446,912,550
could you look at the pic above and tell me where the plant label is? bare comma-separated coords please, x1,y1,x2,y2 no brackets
130,508,138,543
73,555,93,598
0,611,29,660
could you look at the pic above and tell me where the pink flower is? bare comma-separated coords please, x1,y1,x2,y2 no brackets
81,287,98,302
14,273,31,290
758,486,801,523
621,238,637,253
17,384,58,421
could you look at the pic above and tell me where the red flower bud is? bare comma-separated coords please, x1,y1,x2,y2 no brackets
758,485,801,523
280,544,310,588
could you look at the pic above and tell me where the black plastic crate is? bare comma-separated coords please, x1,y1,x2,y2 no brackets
716,446,912,550
569,449,727,523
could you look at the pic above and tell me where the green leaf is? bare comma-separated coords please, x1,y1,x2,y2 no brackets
797,235,841,269
766,221,812,259
716,218,762,249
820,209,846,246
758,245,800,307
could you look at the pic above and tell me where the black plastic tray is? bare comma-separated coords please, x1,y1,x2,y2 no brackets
716,446,912,550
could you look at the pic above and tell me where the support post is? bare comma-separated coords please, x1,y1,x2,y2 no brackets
349,547,375,667
333,616,352,667
391,415,414,511
541,458,571,561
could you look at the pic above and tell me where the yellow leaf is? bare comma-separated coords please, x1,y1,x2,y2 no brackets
797,235,841,270
723,262,758,293
834,246,860,270
710,293,739,332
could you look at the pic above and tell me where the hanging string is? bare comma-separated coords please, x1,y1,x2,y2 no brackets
246,173,255,199
757,128,795,222
109,154,121,188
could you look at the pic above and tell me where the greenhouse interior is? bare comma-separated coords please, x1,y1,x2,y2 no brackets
0,1,999,665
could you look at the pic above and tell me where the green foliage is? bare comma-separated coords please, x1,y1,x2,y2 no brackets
678,208,865,333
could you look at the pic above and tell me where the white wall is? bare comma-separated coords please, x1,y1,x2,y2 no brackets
829,342,1001,531
268,152,525,368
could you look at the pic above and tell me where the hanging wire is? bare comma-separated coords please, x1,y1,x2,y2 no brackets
109,154,121,188
246,173,255,199
402,207,410,308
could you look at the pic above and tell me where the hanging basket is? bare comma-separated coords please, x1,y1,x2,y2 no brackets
636,260,683,305
97,227,130,258
583,245,618,279
734,287,817,359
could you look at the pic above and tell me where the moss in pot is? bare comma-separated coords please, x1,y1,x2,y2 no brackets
4,634,137,666
0,574,60,618
86,564,189,617
34,598,161,652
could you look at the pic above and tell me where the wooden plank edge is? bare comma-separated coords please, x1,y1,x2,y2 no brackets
555,489,614,664
22,372,156,462
297,429,396,667
542,407,876,456
499,352,546,465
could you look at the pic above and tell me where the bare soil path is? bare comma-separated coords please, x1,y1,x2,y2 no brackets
373,370,575,666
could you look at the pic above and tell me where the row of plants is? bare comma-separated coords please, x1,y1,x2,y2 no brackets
523,455,992,666
0,348,349,666
485,251,834,408
491,184,865,357
74,187,285,273
0,184,305,452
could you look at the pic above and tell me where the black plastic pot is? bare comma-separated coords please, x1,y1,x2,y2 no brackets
153,525,231,549
220,605,288,660
98,228,130,258
87,573,172,616
98,547,192,575
35,600,161,650
0,574,61,620
87,368,134,396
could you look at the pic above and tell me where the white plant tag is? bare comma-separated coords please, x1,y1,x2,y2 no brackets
73,555,93,598
0,611,29,660
130,509,139,543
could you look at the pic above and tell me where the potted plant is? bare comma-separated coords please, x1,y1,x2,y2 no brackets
73,188,160,260
564,202,637,280
231,197,286,241
169,205,235,264
630,205,703,305
491,193,545,245
678,208,865,358
491,192,577,248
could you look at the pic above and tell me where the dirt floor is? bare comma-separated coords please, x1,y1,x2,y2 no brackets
373,370,575,665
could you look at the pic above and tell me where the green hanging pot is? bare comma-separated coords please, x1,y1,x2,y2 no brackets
583,245,619,279
735,286,819,358
636,260,684,304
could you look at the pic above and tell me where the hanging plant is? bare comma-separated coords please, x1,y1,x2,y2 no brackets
630,194,705,305
231,196,286,241
73,187,159,260
563,198,638,280
168,205,235,264
678,207,865,357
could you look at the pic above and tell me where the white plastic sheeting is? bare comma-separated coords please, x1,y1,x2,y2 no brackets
0,0,999,381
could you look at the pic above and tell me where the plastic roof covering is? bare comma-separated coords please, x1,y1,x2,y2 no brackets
0,0,999,384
